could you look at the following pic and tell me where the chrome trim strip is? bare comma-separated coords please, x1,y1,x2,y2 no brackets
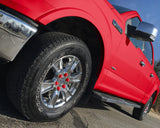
111,66,116,70
112,19,123,34
0,10,37,39
0,9,37,61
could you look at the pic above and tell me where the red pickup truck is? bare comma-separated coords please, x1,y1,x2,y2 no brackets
0,0,159,121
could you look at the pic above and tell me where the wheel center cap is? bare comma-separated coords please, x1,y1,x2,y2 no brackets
59,78,65,84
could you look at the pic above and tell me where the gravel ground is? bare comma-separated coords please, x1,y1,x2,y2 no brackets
0,85,160,128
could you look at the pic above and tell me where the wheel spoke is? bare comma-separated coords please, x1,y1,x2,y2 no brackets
66,85,73,96
70,60,80,72
48,90,59,107
61,91,67,102
70,72,82,83
63,56,75,73
59,58,63,70
41,86,54,94
43,82,54,85
63,65,70,73
52,64,59,74
69,83,77,94
41,81,54,94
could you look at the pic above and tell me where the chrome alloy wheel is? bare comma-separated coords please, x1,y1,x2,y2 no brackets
40,55,82,109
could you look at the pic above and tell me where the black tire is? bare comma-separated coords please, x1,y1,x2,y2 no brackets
132,97,153,120
6,32,92,121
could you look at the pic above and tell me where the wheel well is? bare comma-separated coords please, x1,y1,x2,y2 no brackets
41,16,104,88
152,91,158,104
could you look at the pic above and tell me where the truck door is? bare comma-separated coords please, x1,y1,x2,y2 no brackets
96,17,147,102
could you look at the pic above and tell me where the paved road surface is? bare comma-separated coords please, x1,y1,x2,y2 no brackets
0,86,160,128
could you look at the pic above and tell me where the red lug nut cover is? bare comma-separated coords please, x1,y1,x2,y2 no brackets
66,78,70,82
59,74,63,78
62,85,66,89
64,73,68,77
55,81,59,85
57,86,61,91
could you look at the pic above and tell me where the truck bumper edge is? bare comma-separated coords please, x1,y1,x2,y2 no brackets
0,9,37,61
